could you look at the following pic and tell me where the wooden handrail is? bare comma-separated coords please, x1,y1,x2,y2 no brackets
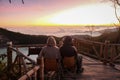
76,39,120,46
18,66,40,80
13,44,45,48
10,47,36,64
7,40,120,79
7,42,45,80
75,39,120,66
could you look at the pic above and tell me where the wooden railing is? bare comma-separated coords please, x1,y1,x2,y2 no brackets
6,39,120,79
18,57,44,80
0,54,7,60
74,39,120,66
7,42,44,80
18,66,40,80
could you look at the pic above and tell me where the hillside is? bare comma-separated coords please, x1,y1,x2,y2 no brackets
92,28,120,43
0,27,119,47
0,28,60,46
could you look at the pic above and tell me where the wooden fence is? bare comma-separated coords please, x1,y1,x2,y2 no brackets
6,39,120,79
74,39,120,66
7,42,44,80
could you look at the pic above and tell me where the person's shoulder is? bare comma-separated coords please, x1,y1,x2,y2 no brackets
72,46,77,51
43,46,47,48
41,46,47,50
72,46,77,49
54,46,59,49
71,45,75,47
59,45,64,49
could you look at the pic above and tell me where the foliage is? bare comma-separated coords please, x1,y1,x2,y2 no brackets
0,61,6,72
0,28,60,45
92,30,119,43
0,60,7,80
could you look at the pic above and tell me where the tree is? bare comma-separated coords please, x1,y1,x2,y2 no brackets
113,0,120,23
87,25,95,40
104,0,120,43
112,0,120,43
9,0,24,4
103,0,120,23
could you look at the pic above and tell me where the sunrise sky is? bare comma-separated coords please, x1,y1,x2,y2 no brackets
0,0,120,27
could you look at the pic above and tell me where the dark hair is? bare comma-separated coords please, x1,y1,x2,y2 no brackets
63,36,73,46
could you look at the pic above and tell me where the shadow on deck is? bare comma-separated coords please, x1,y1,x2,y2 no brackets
63,55,120,80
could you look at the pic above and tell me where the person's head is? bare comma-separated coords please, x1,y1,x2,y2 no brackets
63,36,73,46
47,36,56,46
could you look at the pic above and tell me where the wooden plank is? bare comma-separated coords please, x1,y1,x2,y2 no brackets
18,66,40,80
10,47,35,64
13,44,44,47
47,71,55,79
7,42,12,73
63,55,120,80
28,47,42,56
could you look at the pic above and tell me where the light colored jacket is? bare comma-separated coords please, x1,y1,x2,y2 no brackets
39,46,60,59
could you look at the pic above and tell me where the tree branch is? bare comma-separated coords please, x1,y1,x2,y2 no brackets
22,0,24,4
115,0,120,6
9,0,11,3
9,0,24,4
114,0,120,23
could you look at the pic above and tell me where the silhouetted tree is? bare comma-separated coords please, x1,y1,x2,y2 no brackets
9,0,24,4
87,25,95,40
113,0,120,23
112,0,120,43
104,0,120,43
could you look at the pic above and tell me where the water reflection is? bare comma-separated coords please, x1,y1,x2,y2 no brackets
0,47,38,63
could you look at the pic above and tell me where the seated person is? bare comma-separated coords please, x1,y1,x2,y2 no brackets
38,36,61,72
60,36,83,73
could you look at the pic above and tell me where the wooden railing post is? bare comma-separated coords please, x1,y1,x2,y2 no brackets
37,57,44,80
7,42,12,72
100,44,103,59
103,40,110,65
109,45,116,67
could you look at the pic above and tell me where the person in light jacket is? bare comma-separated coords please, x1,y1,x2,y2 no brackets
39,36,60,61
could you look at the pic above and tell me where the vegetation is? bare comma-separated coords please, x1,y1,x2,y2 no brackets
0,28,60,45
111,0,120,43
0,55,7,80
92,28,120,43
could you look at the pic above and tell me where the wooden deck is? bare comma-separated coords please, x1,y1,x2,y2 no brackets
63,55,120,80
7,41,120,80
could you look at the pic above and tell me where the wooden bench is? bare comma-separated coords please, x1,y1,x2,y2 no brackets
44,58,60,80
28,47,42,56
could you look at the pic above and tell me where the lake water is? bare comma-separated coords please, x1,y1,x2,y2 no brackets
0,47,38,63
0,48,7,63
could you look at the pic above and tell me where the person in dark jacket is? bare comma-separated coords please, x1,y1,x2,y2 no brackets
60,36,83,73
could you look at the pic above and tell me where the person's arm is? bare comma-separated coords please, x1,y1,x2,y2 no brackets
38,47,44,58
55,47,61,62
73,46,77,52
72,46,78,58
59,47,64,58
